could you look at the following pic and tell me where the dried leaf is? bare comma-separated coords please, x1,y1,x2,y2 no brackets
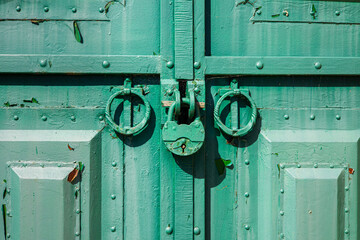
67,168,79,183
68,144,75,151
349,168,355,174
73,21,83,43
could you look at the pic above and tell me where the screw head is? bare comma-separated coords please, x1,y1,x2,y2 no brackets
99,7,104,13
244,225,250,230
99,115,104,121
194,227,201,235
244,160,250,165
194,62,201,69
111,194,116,200
44,7,49,12
345,186,349,191
165,226,173,234
102,61,110,68
314,163,318,168
166,61,174,69
256,61,264,69
76,209,80,214
345,208,349,213
335,11,340,16
111,226,116,232
336,115,341,120
72,7,77,13
111,162,117,167
39,59,47,67
257,10,262,15
284,114,289,120
280,211,284,216
71,115,76,121
314,62,322,69
310,114,315,120
297,164,301,168
345,229,349,234
16,6,21,12
330,164,334,168
75,232,80,236
13,115,19,121
280,189,284,194
244,192,250,198
41,115,47,121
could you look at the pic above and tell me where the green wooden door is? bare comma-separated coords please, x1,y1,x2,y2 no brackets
0,0,359,239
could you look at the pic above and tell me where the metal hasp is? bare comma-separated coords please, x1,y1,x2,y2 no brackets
162,89,205,156
105,78,151,136
214,80,258,137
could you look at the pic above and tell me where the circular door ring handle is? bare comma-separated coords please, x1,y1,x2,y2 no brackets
214,90,257,137
105,90,151,136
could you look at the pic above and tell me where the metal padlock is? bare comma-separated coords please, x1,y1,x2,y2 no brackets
162,97,205,156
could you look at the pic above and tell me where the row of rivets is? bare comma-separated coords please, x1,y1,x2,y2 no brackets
284,114,341,120
281,163,343,169
256,61,323,70
15,6,107,14
12,115,104,121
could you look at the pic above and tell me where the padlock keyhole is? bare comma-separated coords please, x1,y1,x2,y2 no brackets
181,144,186,153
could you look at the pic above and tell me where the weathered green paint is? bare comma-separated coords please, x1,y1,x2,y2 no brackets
0,0,359,240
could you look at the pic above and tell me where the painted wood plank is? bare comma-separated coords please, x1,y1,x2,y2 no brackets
174,0,194,79
0,55,160,74
205,56,360,75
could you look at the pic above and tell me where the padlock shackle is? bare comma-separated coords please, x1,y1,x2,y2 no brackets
168,97,201,122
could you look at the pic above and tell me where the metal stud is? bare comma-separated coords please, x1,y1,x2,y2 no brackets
165,225,173,235
40,163,44,167
111,194,116,200
297,164,301,168
194,87,200,94
99,115,104,121
16,6,21,12
280,233,285,239
58,163,62,167
71,116,76,121
194,227,201,235
99,8,104,13
335,11,340,16
110,226,116,232
194,62,201,69
330,164,334,168
310,114,315,120
244,160,250,165
76,209,80,214
244,192,250,198
6,233,10,238
345,229,349,234
314,163,318,168
39,59,47,67
244,225,250,230
166,61,174,69
102,61,110,68
345,186,349,191
13,115,19,121
257,10,262,15
44,7,49,12
111,162,117,167
336,115,341,120
280,189,284,194
41,116,47,121
72,7,77,13
75,232,80,236
280,211,284,216
256,61,264,69
314,62,322,69
280,164,285,169
284,114,289,120
345,208,349,213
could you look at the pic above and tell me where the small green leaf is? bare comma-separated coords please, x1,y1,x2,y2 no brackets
272,14,280,18
78,162,84,172
215,158,225,175
2,188,6,199
312,4,317,13
222,159,233,167
152,52,157,55
2,180,6,184
4,102,9,107
74,189,78,199
73,21,83,43
31,98,39,104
